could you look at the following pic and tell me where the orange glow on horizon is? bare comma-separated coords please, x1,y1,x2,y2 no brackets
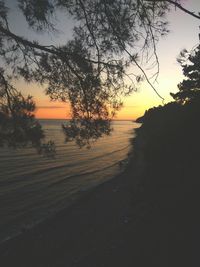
33,82,176,120
34,94,151,120
35,105,144,120
35,106,71,119
116,107,143,120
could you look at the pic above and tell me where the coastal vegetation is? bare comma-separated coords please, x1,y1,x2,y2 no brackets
135,44,200,194
0,0,200,147
131,45,200,264
1,1,200,266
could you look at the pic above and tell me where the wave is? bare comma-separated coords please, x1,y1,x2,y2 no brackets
47,160,122,188
0,120,135,244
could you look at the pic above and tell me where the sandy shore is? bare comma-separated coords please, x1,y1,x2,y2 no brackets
1,156,199,267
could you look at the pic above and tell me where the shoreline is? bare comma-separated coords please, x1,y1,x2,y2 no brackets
1,142,198,266
0,161,127,246
1,155,146,266
0,120,136,248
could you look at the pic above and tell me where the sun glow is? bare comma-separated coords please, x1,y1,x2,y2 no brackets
35,106,71,119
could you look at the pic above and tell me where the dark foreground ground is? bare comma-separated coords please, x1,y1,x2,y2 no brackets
1,153,200,267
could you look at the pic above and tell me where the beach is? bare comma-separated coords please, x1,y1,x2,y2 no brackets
0,156,155,267
1,146,200,267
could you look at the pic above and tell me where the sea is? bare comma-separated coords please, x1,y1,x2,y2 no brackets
0,120,139,244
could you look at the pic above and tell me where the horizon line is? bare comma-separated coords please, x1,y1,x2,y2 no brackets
37,118,135,121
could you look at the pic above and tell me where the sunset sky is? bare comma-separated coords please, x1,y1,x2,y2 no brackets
8,0,200,120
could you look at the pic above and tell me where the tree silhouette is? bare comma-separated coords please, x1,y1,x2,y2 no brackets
133,44,200,233
0,68,55,155
0,0,199,147
171,45,200,105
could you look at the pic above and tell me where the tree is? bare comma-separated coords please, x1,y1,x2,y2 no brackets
171,45,200,104
0,0,199,147
0,67,56,155
133,43,200,211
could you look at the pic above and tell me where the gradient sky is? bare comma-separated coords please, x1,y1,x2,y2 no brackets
6,0,200,119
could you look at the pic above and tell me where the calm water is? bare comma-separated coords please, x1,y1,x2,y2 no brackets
0,120,138,243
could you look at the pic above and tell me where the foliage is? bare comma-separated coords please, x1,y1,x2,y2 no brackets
134,43,200,206
171,45,200,104
0,0,171,111
0,68,55,156
0,0,199,147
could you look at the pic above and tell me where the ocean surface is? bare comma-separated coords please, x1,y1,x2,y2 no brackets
0,120,138,243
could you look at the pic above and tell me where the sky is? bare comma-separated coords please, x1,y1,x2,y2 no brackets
5,0,200,120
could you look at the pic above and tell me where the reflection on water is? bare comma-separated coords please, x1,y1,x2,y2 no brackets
0,120,138,243
63,118,112,148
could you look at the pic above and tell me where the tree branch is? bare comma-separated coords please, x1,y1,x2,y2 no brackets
145,0,200,20
102,0,164,101
0,25,119,70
